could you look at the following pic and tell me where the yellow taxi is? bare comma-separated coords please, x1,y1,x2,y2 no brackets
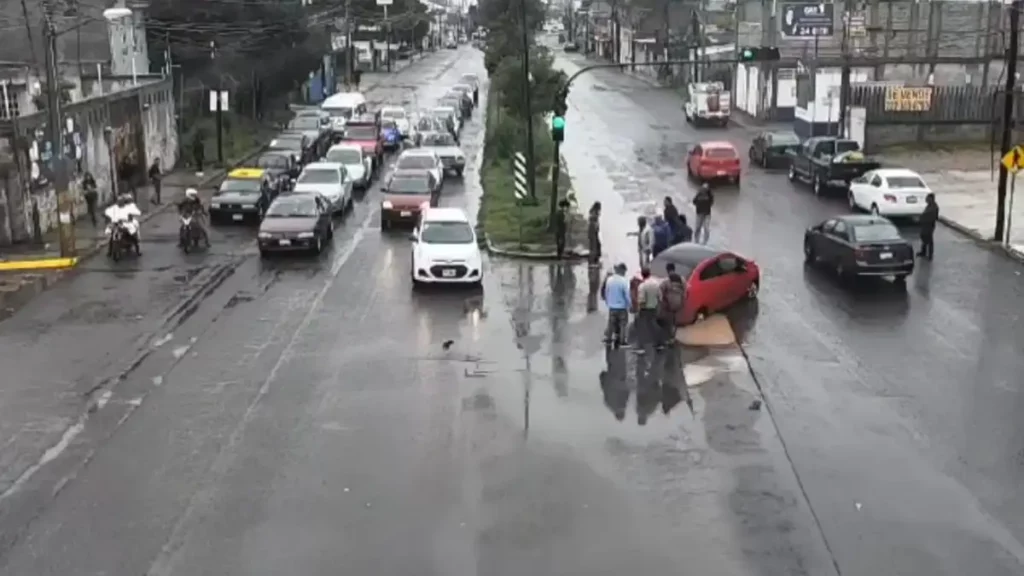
210,167,276,223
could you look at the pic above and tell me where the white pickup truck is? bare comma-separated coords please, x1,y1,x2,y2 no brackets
684,81,731,127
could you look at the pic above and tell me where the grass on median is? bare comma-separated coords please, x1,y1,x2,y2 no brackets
478,98,586,252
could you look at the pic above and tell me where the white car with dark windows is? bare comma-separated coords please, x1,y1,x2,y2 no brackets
418,132,465,177
393,149,444,192
292,162,353,213
325,143,372,189
848,168,933,217
410,208,483,287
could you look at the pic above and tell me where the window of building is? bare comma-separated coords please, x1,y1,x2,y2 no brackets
0,88,22,119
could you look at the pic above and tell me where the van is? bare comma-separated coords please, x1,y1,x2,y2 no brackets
321,92,368,134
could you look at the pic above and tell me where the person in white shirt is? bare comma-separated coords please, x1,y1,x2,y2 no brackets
104,194,142,256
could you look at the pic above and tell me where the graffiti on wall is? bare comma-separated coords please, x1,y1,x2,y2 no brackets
24,118,84,193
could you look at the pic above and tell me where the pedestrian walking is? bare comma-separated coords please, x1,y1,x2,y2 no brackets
635,266,662,352
148,158,162,204
602,263,631,347
658,262,687,345
554,199,569,258
353,68,363,91
192,132,206,175
651,215,671,257
82,172,99,227
692,183,714,245
587,201,602,265
918,193,938,261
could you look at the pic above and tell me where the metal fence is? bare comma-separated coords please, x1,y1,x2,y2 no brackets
848,84,1010,125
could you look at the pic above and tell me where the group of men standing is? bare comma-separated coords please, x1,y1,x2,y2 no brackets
600,261,687,352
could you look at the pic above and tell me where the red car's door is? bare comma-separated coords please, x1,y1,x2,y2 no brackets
687,145,702,174
692,257,738,314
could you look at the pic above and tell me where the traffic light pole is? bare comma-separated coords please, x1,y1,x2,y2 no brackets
995,0,1022,243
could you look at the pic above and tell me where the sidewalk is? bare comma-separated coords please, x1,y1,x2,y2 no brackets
916,169,1024,257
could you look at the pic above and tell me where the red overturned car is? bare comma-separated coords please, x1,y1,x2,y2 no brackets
630,243,760,324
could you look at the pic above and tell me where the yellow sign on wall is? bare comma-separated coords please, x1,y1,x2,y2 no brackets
884,87,933,112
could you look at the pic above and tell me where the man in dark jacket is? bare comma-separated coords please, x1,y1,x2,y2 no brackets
587,202,602,265
148,159,162,204
663,197,685,243
554,199,569,258
918,193,938,260
692,183,714,245
651,215,672,257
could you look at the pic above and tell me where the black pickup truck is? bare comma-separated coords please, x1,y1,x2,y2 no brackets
786,137,881,196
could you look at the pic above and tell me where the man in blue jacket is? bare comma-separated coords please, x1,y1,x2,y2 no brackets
652,215,672,257
602,263,631,347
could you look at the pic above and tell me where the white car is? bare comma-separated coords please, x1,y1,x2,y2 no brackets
848,168,932,217
433,106,462,134
393,149,445,191
292,162,353,213
380,106,412,138
418,131,466,177
325,143,372,189
410,208,483,287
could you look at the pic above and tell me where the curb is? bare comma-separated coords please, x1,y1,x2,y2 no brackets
0,270,67,319
484,236,590,261
938,215,1024,264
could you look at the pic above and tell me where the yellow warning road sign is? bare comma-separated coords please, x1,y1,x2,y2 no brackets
1001,146,1024,174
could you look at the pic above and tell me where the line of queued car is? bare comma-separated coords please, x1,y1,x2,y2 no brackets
368,73,486,289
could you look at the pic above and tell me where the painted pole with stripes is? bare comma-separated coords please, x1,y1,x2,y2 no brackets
513,151,528,247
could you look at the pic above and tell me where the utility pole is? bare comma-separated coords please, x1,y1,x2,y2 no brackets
691,9,702,83
519,0,536,201
385,3,392,73
838,11,851,138
42,0,74,257
211,41,224,164
344,0,352,86
995,0,1022,243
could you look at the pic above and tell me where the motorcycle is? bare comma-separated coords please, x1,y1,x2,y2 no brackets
178,214,203,253
106,220,139,261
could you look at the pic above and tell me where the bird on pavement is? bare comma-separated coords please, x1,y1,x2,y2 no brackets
442,339,455,351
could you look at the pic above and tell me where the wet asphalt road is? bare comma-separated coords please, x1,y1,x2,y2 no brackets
2,43,1024,576
550,50,1024,574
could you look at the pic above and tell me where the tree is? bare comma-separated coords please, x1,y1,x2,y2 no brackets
490,48,567,121
146,0,320,99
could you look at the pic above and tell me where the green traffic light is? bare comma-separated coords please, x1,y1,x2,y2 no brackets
742,49,754,60
552,116,565,129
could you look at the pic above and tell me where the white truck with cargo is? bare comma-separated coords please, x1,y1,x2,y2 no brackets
683,81,731,127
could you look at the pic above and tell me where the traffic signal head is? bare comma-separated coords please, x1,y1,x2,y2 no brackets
551,115,565,142
739,46,781,62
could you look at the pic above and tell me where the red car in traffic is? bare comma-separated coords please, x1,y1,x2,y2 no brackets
687,141,741,185
630,243,760,324
342,119,384,173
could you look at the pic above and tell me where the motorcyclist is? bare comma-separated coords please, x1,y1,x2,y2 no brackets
104,193,142,256
177,188,210,247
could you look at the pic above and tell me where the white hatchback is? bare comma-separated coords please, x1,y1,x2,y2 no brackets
410,208,483,287
848,168,932,217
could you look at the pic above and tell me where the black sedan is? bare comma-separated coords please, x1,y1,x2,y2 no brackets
749,130,801,169
256,151,298,191
803,214,914,287
257,194,334,257
268,133,314,166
